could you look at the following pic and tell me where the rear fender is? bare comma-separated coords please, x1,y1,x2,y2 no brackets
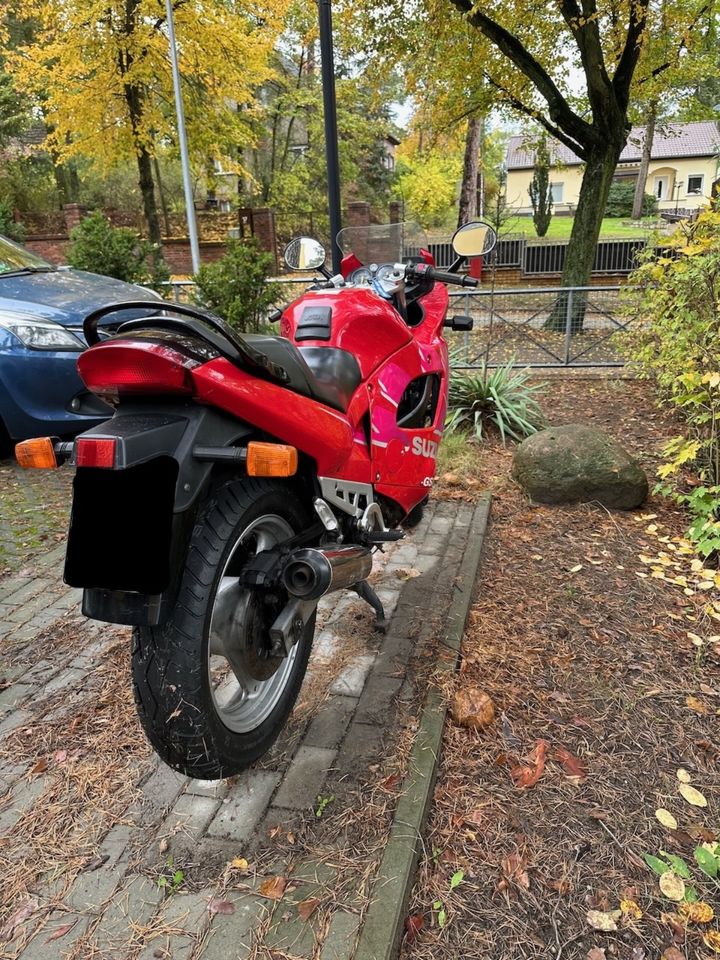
64,405,251,626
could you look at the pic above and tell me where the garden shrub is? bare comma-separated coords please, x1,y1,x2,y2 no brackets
0,199,25,242
626,207,720,555
605,181,657,218
446,359,545,443
193,239,278,334
67,211,169,289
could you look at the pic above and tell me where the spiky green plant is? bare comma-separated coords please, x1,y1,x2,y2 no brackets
446,361,545,443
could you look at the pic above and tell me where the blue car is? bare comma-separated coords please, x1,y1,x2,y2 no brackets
0,234,162,445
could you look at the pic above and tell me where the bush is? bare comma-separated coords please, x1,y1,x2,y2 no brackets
446,360,545,443
67,211,169,289
192,239,278,334
605,181,657,218
625,208,720,555
0,199,24,242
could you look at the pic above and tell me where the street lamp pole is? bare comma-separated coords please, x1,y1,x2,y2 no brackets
165,0,201,274
318,0,342,273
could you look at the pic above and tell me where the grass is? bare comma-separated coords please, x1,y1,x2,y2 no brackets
501,215,662,240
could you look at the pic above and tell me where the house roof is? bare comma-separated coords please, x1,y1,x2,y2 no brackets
506,121,720,170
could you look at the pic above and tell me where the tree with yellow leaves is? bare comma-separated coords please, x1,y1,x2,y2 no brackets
3,0,287,248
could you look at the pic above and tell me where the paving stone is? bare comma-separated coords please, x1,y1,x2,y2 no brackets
428,514,453,537
140,763,189,816
186,778,231,800
321,908,361,960
312,627,340,660
200,889,268,959
42,667,84,697
0,682,34,711
164,794,221,840
354,674,404,725
333,722,386,780
263,897,317,957
138,888,213,960
207,771,280,841
7,590,57,623
87,873,163,955
67,823,134,911
0,775,45,833
0,577,29,601
303,697,356,750
273,746,337,810
18,911,91,960
3,578,52,609
329,655,375,697
373,633,417,677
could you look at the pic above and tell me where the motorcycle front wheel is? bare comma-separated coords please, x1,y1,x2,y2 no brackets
131,478,315,779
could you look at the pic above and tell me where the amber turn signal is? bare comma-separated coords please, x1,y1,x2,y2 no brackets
246,441,298,477
15,437,58,469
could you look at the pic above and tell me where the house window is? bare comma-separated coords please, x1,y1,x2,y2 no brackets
550,182,564,203
687,174,704,195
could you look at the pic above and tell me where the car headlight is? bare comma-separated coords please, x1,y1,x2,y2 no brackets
0,313,85,351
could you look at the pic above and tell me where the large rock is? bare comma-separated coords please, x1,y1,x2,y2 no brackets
512,424,648,510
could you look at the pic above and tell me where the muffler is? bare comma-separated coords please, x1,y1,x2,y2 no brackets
282,545,372,600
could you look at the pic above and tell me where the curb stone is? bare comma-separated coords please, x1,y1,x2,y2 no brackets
353,494,491,960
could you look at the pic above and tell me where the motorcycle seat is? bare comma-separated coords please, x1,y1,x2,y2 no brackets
243,335,361,412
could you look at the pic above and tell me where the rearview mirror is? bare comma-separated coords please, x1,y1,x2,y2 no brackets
284,237,327,271
451,220,497,258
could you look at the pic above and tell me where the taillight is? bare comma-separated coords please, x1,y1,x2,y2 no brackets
78,341,196,399
76,437,117,468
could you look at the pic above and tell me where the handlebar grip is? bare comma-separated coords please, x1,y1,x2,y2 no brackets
409,264,478,287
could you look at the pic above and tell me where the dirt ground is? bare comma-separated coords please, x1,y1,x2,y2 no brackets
403,378,720,960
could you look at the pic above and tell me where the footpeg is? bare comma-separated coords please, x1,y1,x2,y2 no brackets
352,580,388,633
362,529,404,544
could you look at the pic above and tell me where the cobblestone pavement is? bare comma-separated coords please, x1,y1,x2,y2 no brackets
0,482,476,960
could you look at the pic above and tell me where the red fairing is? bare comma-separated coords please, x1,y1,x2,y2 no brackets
340,252,363,279
419,247,436,266
280,289,412,379
192,359,357,476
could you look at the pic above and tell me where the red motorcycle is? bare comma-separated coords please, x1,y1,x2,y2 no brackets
16,220,496,778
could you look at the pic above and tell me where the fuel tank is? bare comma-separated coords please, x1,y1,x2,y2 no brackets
280,288,412,380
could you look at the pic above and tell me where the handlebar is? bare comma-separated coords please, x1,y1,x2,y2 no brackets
407,263,478,288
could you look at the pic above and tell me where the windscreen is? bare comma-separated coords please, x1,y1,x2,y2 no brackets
336,221,429,266
0,234,53,275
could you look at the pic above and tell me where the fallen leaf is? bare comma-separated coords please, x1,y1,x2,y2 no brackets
687,695,710,714
286,832,296,845
259,876,287,901
547,878,571,895
501,853,530,890
268,825,282,840
511,740,548,789
704,931,720,953
676,768,692,783
450,688,496,730
569,564,583,573
662,948,684,960
45,920,77,943
620,898,643,919
380,774,401,791
655,809,678,830
53,750,67,763
404,914,424,943
30,758,48,775
297,898,320,922
678,783,707,807
158,838,169,855
553,746,587,782
587,949,606,960
586,909,620,931
230,857,248,871
207,898,235,916
659,872,685,901
679,901,714,923
0,900,39,940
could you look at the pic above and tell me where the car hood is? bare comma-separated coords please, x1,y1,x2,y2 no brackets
0,268,161,327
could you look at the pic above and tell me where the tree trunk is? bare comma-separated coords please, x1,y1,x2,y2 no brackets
546,143,622,332
631,104,656,220
123,81,162,250
153,155,171,237
457,117,482,227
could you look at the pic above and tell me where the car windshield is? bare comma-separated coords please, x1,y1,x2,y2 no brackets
0,234,54,276
336,221,429,266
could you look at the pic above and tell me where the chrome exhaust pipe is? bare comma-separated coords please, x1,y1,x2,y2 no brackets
282,545,372,600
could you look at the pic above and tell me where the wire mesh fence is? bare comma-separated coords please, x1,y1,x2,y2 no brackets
158,280,634,369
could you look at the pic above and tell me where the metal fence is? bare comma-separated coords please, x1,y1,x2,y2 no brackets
159,280,633,369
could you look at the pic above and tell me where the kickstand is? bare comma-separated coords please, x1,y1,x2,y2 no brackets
352,580,388,633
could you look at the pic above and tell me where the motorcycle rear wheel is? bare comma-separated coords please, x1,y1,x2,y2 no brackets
131,478,315,779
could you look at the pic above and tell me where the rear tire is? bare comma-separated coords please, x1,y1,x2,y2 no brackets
131,478,315,779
